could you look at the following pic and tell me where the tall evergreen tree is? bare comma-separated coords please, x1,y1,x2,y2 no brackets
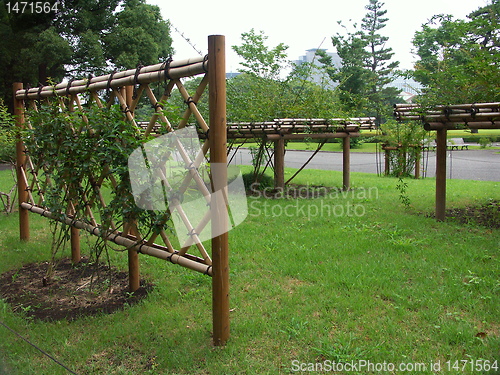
318,0,400,123
361,0,400,124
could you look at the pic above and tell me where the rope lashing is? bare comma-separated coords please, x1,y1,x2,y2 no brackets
65,78,75,97
86,74,93,90
163,57,173,81
37,85,44,101
106,70,117,93
132,64,143,100
23,84,31,100
202,54,209,73
187,228,198,237
184,97,197,105
204,265,212,276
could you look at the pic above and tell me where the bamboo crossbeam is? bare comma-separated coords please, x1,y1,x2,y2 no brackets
394,103,500,124
20,202,212,275
15,57,208,100
424,121,500,131
266,132,360,141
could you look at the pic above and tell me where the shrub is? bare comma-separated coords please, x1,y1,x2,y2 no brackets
0,101,15,164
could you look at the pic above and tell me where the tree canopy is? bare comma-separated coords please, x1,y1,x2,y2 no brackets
232,28,289,80
318,0,401,123
0,0,173,105
412,0,500,105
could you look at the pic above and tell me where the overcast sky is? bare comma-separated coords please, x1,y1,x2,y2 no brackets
150,0,490,72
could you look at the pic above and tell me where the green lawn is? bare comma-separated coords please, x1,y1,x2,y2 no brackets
0,167,499,374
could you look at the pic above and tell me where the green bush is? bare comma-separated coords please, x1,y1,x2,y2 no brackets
0,101,15,163
478,136,495,148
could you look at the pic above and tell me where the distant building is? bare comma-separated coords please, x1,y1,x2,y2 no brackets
293,48,341,87
294,49,424,102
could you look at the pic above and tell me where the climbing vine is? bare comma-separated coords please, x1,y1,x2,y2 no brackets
381,120,426,177
24,99,168,278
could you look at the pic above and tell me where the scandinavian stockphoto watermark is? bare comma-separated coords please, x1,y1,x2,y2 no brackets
248,184,379,219
128,126,248,246
127,126,379,245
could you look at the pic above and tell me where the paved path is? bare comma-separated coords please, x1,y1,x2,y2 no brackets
230,148,500,182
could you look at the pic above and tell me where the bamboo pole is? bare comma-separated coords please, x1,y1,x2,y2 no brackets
20,202,212,275
435,129,447,221
343,134,350,190
70,226,81,264
13,83,29,241
414,152,421,179
274,137,285,189
208,35,230,346
384,150,390,175
67,97,81,264
425,121,500,131
125,85,140,293
15,58,208,100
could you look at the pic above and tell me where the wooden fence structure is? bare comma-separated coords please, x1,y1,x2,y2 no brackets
394,102,500,221
220,118,375,190
13,35,230,346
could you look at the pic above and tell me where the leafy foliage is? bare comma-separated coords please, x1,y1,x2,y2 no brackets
0,99,15,163
318,0,401,122
24,100,168,268
0,0,173,104
232,28,289,80
412,1,500,105
381,120,426,177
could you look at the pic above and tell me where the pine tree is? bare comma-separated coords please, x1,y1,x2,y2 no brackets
361,0,400,125
318,0,400,123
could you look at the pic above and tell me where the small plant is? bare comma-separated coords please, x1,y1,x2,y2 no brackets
396,177,411,208
478,136,494,149
0,100,15,164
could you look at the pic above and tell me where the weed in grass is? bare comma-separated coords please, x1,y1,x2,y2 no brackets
396,177,411,209
312,334,368,363
280,317,309,340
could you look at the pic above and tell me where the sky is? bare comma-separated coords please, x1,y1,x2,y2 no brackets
150,0,490,72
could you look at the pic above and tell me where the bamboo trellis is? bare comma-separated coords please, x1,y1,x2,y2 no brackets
13,35,230,346
394,102,500,221
222,117,375,190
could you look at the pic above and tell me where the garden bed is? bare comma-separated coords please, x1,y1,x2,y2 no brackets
0,257,152,321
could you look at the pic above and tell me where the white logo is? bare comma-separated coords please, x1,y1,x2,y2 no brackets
128,126,248,247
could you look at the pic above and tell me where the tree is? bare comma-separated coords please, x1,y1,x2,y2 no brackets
318,0,400,122
412,1,500,105
0,0,173,105
361,0,400,124
232,29,289,80
104,0,173,70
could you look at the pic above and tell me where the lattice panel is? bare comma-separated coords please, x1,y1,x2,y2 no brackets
15,57,216,275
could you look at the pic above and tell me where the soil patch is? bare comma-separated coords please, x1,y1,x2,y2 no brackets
0,258,152,321
445,200,500,229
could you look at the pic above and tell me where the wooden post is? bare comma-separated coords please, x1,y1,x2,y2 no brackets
13,83,29,241
125,84,140,292
342,134,350,190
384,149,390,175
127,231,140,292
70,227,81,264
414,147,421,179
209,35,230,346
435,129,447,221
67,96,81,264
274,137,285,189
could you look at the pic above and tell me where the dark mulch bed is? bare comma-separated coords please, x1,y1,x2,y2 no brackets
0,258,152,321
445,200,500,229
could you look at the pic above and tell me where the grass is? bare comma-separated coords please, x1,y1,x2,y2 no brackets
0,167,499,374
